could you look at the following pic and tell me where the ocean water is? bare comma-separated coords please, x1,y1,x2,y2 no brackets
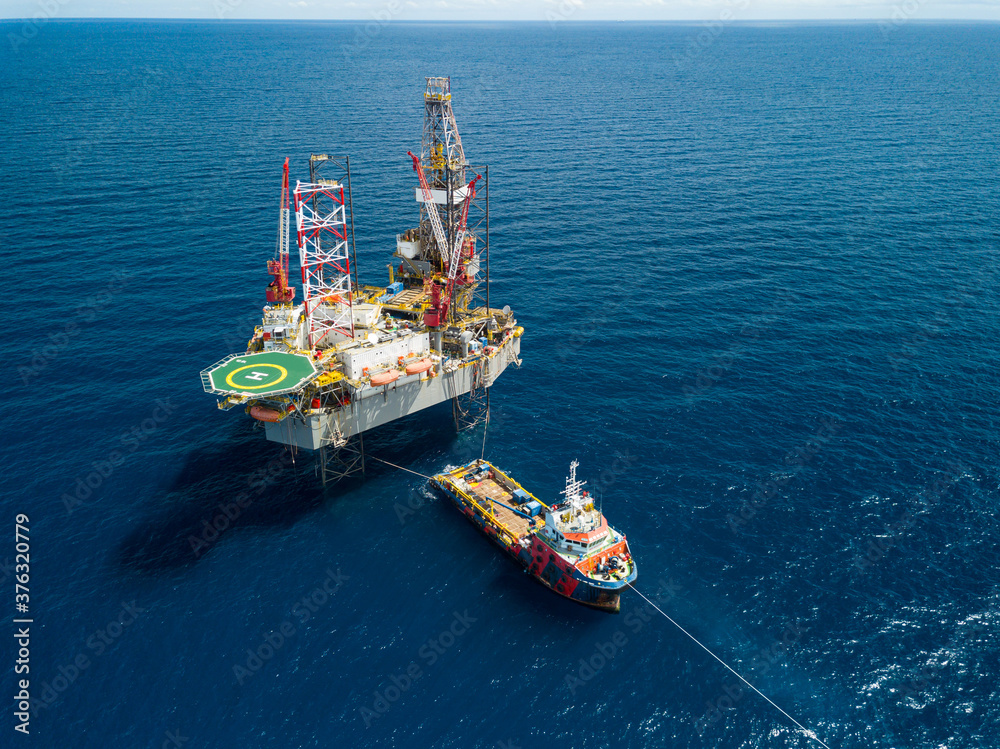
2,19,999,749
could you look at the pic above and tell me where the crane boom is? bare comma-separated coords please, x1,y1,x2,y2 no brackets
266,157,295,303
279,156,289,268
407,151,450,271
447,173,480,284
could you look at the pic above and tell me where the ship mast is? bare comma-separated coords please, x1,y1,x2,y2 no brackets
561,460,587,509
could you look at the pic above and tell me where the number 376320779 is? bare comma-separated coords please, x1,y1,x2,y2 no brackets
15,514,29,610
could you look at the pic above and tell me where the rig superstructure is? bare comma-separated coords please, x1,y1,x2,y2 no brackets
201,77,523,482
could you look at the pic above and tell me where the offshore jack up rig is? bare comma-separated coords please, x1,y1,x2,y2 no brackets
201,77,523,483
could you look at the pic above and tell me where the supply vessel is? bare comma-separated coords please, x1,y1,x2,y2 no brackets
199,77,523,482
431,460,637,612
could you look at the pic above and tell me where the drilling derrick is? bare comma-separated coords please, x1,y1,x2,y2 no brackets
419,76,466,271
399,77,486,327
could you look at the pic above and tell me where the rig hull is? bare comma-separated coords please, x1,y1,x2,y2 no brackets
262,336,519,450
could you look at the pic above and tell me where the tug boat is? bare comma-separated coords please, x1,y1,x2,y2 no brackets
430,459,637,612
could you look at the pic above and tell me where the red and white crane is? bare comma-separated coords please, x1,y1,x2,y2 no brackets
408,150,480,326
265,158,295,304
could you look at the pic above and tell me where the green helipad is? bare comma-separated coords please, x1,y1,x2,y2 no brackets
201,351,319,396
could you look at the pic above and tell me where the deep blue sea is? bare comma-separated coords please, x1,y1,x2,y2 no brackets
2,19,999,749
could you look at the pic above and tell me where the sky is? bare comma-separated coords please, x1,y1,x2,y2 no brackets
2,0,1000,23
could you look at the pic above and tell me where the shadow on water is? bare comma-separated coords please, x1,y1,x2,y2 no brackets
118,403,462,574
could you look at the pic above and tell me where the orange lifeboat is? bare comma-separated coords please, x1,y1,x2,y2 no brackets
370,370,400,386
249,406,283,422
405,358,434,375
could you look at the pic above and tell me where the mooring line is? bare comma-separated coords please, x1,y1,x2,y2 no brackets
369,456,434,480
628,584,831,749
481,408,490,461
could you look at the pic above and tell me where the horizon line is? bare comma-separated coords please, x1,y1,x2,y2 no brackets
3,16,1000,23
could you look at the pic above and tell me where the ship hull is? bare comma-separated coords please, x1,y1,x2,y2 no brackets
431,468,634,613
